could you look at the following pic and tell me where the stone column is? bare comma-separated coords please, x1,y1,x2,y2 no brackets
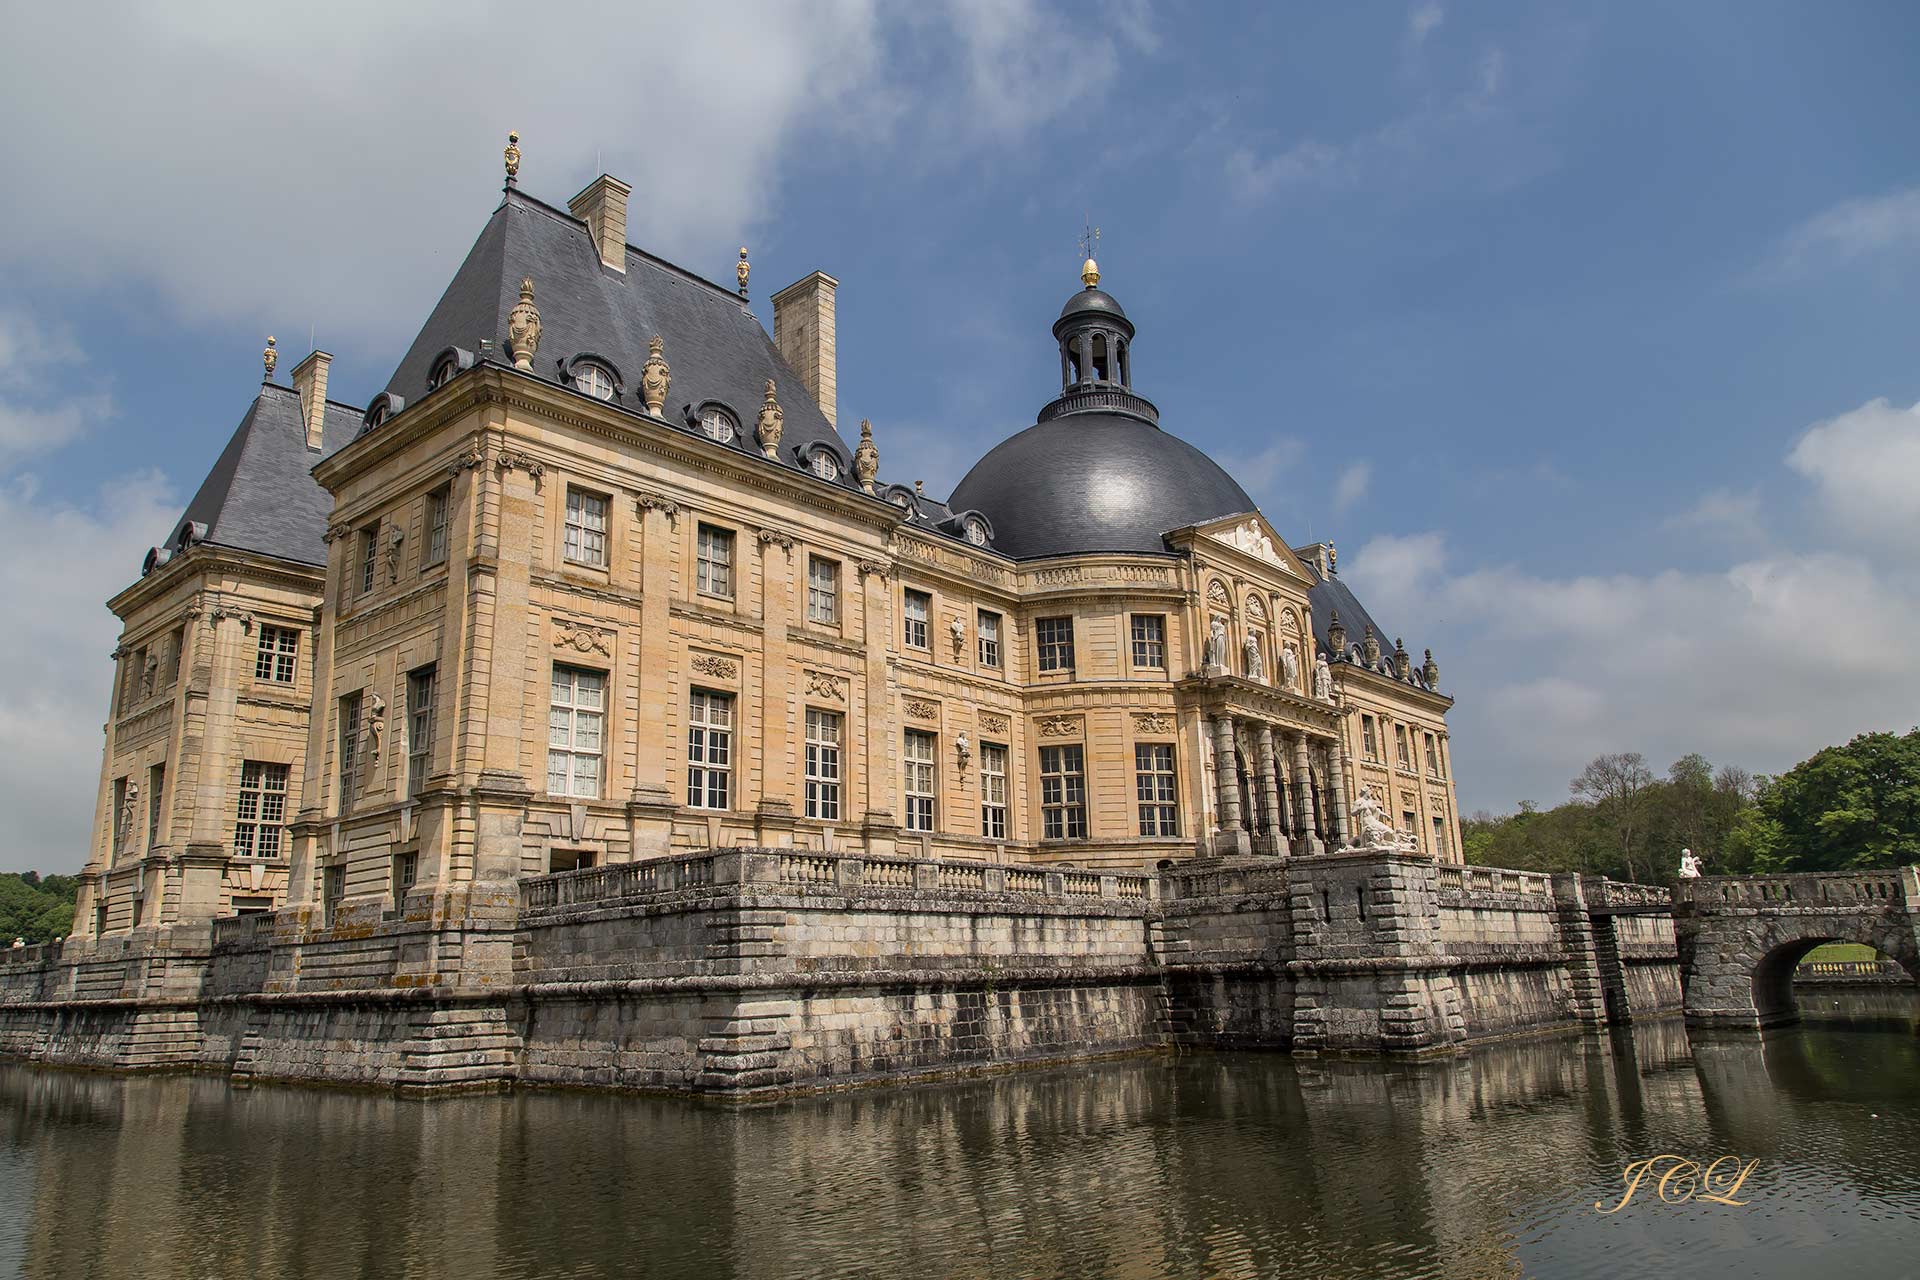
1326,738,1351,848
1211,715,1243,834
1291,732,1322,855
1256,725,1284,854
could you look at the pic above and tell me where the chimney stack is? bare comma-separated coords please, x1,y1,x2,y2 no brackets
568,175,632,273
772,271,839,428
291,350,332,452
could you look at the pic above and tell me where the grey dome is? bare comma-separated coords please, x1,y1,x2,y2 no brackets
1059,286,1129,323
946,413,1254,559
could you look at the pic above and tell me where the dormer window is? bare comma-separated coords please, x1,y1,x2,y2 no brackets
574,363,615,401
367,403,389,429
810,452,839,481
426,347,475,393
429,359,457,391
361,393,403,434
962,517,988,547
699,405,738,444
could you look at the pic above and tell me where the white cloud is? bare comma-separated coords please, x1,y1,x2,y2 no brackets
1346,402,1920,813
0,308,114,463
0,471,180,874
1663,486,1765,546
1408,3,1446,45
1220,437,1307,502
0,2,1137,362
1787,397,1920,545
1770,188,1920,275
1332,461,1372,513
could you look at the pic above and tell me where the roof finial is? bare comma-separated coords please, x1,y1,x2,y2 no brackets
262,335,277,381
756,378,784,459
1078,222,1100,288
736,247,750,299
504,130,521,187
854,418,879,494
507,277,542,371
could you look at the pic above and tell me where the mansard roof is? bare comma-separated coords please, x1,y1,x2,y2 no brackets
163,383,360,569
373,187,854,479
1305,562,1442,696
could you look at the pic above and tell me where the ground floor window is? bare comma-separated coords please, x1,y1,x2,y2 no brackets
687,690,734,810
234,761,289,858
392,851,418,900
1040,744,1087,839
548,665,606,799
805,708,842,821
1135,743,1178,837
980,742,1008,839
904,729,936,832
549,847,596,873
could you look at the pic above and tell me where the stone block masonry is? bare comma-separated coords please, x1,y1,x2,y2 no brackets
0,849,1681,1097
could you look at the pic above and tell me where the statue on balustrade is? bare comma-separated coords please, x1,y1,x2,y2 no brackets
1677,848,1702,879
1349,784,1416,852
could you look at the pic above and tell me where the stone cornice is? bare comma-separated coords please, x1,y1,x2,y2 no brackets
108,546,325,620
1174,672,1342,732
1335,661,1454,712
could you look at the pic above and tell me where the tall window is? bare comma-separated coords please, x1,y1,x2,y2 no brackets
978,611,1001,668
1036,617,1075,672
547,665,605,799
324,864,346,925
393,851,419,900
696,524,734,598
1136,743,1178,836
1395,725,1411,769
806,556,838,625
1432,815,1448,857
1040,744,1087,839
338,692,363,809
1425,733,1442,778
903,729,936,831
687,690,733,809
1362,715,1380,761
147,763,165,849
903,590,931,649
407,665,436,798
168,626,185,686
234,761,289,858
1403,810,1419,844
1130,614,1166,668
804,708,841,821
564,488,609,568
359,526,378,595
425,486,449,566
980,742,1008,839
255,625,299,683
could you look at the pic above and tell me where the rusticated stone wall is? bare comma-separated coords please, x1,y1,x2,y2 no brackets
0,849,1684,1096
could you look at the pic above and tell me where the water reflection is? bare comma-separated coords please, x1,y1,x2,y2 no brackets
2,998,1917,1279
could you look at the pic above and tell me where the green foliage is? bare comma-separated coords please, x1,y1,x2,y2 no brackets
0,873,76,944
1465,731,1917,884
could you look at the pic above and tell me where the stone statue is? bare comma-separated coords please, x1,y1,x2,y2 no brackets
367,692,387,767
1313,653,1333,701
1243,632,1264,682
1280,643,1300,691
1678,849,1702,880
950,615,965,653
119,781,139,840
1206,617,1228,669
640,335,671,415
736,247,750,299
140,649,158,700
503,129,521,181
507,277,541,371
854,419,880,494
756,379,784,459
1350,784,1414,852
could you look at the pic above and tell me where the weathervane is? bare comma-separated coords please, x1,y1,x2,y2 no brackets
1078,221,1100,288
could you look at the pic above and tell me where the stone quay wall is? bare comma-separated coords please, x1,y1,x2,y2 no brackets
0,849,1681,1097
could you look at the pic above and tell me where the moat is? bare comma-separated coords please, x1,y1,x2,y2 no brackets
3,995,1916,1280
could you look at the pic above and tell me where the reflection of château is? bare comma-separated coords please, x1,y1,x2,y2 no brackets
78,140,1460,935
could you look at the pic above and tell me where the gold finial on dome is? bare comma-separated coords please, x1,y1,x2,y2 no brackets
1080,257,1100,288
262,335,277,380
504,130,521,185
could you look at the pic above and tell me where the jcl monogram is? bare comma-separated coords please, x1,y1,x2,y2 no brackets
1594,1154,1759,1213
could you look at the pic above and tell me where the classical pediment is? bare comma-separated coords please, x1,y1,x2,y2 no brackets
1188,513,1308,579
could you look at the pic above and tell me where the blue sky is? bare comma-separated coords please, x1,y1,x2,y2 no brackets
1,1,1917,871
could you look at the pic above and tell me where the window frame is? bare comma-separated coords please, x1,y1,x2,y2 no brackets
358,526,379,596
337,692,362,811
1135,742,1179,837
806,555,839,626
547,664,606,800
1040,743,1088,839
1362,714,1380,762
254,624,300,684
563,486,611,569
1036,616,1075,673
1395,724,1411,770
1130,614,1166,669
234,760,290,859
804,707,842,822
407,665,436,799
392,850,419,900
695,523,735,599
424,486,449,567
687,689,734,810
903,589,931,650
573,362,616,401
980,741,1009,840
903,728,937,832
977,610,1002,669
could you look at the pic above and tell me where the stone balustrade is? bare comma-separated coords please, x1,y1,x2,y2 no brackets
1682,869,1908,906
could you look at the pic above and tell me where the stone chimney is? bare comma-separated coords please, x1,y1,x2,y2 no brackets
772,271,839,427
291,350,332,451
568,175,632,273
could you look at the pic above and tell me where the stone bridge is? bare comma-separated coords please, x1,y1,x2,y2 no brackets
1673,867,1920,1029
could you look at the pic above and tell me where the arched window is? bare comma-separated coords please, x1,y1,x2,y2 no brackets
699,405,738,444
573,363,615,401
429,359,457,391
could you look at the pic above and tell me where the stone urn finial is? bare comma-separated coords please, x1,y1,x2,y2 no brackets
736,247,750,299
1327,609,1345,658
755,378,783,458
1394,637,1412,680
640,335,671,415
1422,647,1439,688
504,130,521,184
854,418,880,493
507,277,541,371
262,335,277,380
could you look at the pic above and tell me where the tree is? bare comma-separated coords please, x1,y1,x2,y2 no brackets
1726,729,1920,872
1569,752,1656,882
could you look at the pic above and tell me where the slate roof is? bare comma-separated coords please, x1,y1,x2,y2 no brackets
372,187,855,479
160,383,360,570
1305,561,1441,694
